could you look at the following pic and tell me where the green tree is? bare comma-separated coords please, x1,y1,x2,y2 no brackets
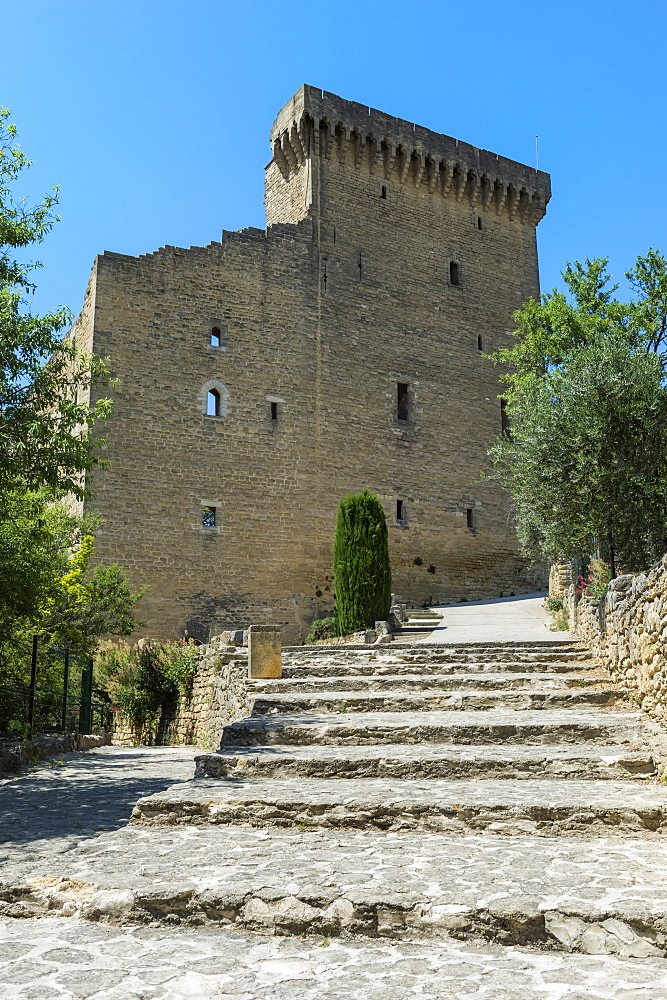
0,106,112,500
35,532,145,653
0,106,123,641
489,252,667,574
333,488,392,634
0,108,145,736
0,501,145,736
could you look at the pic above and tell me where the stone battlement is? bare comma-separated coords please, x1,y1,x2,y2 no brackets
269,84,550,224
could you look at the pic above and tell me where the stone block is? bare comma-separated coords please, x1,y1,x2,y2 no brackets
220,629,246,646
248,625,282,678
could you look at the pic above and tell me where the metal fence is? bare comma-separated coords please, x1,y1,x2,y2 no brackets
0,637,102,739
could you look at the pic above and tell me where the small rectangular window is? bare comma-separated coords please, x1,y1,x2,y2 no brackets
380,185,387,199
450,261,460,286
210,327,221,346
396,499,404,522
477,334,483,352
270,401,278,421
397,382,409,421
466,507,474,530
202,506,216,528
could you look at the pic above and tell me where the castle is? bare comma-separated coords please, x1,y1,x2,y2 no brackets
72,85,551,643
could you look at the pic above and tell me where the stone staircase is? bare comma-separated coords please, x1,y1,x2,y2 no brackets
103,638,667,958
394,607,444,636
9,638,667,964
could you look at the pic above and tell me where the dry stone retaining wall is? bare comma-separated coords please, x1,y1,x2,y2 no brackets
0,732,111,774
173,637,252,749
114,636,252,749
557,555,667,724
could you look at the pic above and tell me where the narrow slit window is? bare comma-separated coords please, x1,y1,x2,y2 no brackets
397,382,409,421
466,507,474,530
202,506,216,528
210,327,221,347
207,388,221,417
380,185,387,199
501,398,511,438
477,334,483,352
270,401,278,421
450,261,460,286
396,500,404,522
477,216,483,230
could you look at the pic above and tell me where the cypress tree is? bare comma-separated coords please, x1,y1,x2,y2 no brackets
333,488,392,634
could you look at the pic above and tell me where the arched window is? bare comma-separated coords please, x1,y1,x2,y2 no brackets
207,389,220,416
200,379,230,419
210,327,221,347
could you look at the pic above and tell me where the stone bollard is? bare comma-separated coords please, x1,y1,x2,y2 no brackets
248,624,282,678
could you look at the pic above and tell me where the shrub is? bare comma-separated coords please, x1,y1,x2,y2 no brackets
333,489,392,635
305,617,336,643
94,639,198,743
543,595,569,631
576,558,612,601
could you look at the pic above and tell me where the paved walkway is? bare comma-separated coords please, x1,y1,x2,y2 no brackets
2,915,666,999
421,592,572,643
0,746,198,871
3,634,667,998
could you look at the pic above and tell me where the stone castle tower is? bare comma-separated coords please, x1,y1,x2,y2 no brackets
72,85,551,643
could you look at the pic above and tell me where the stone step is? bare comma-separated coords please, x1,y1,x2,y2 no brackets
131,776,667,838
4,920,667,997
401,651,590,663
194,743,657,781
249,689,624,715
220,709,650,747
395,627,439,635
283,659,598,678
251,672,605,693
283,643,586,660
6,824,667,957
282,654,591,668
285,641,582,652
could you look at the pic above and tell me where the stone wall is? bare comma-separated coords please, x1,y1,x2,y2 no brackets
74,85,551,644
0,732,112,774
563,556,667,725
172,637,252,749
113,636,252,749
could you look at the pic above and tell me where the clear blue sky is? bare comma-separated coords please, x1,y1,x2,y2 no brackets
3,0,665,318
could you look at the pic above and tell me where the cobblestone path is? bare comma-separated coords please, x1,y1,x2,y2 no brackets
3,638,667,997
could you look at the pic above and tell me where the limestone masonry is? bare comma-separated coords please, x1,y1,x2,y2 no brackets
72,85,551,643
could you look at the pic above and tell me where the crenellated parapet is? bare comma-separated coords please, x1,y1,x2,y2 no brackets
269,85,551,226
